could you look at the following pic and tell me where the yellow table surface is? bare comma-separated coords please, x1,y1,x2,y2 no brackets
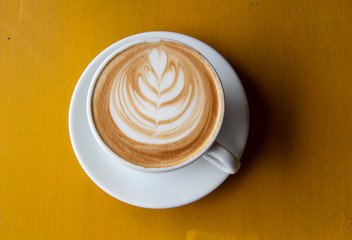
1,0,352,239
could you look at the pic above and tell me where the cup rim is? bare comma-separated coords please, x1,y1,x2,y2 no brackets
86,34,226,173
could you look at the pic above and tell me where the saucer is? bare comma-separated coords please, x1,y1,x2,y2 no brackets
68,32,249,209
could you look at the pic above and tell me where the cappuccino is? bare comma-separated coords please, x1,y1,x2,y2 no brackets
91,40,223,168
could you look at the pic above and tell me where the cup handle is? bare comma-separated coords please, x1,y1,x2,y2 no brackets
203,142,241,174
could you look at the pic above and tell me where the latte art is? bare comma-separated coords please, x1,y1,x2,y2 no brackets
109,47,204,144
92,41,223,168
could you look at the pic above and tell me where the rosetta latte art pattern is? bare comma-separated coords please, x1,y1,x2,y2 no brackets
109,46,205,144
92,41,223,167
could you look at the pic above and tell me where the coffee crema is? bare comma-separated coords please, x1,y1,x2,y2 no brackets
92,40,223,168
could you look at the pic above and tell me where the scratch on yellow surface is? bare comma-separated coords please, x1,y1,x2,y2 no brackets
186,230,198,240
186,230,227,240
16,0,24,26
186,230,259,240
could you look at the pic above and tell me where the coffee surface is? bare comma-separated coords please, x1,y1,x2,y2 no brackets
92,40,223,168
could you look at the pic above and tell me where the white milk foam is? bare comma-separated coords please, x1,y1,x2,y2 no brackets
109,47,205,144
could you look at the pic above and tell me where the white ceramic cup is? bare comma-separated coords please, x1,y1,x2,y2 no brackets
86,35,241,174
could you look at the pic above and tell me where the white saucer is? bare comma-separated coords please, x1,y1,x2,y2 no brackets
68,32,249,209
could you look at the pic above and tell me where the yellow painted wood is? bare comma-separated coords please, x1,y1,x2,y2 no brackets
1,0,352,239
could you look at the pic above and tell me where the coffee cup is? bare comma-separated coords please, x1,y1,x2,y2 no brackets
86,35,240,174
